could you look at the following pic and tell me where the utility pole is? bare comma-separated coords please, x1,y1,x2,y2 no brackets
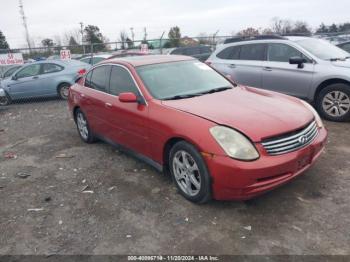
79,22,86,54
19,0,31,51
143,27,148,42
130,27,135,43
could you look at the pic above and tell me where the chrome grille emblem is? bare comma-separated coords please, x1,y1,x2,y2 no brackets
298,135,308,145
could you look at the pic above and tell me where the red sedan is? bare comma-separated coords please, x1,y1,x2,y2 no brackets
68,55,327,203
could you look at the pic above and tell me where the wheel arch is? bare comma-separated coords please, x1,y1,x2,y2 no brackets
314,78,350,103
72,106,81,123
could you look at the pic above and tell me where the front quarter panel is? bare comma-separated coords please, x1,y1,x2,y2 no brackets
147,100,227,165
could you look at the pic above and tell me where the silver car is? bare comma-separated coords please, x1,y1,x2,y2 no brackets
207,36,350,122
0,60,90,105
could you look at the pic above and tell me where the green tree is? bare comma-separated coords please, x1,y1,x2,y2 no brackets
84,25,105,52
68,36,83,53
168,26,181,47
290,21,311,34
329,23,338,33
0,30,10,50
316,23,329,33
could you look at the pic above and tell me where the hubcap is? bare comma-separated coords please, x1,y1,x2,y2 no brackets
60,86,69,99
77,112,88,140
0,96,9,106
322,91,350,117
172,150,201,197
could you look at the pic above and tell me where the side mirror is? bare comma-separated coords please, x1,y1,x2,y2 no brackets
289,56,307,69
11,75,18,80
119,92,138,103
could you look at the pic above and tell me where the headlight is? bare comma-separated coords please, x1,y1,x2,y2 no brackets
210,126,259,161
300,100,324,128
0,88,5,96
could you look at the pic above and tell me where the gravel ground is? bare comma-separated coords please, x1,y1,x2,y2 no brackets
0,99,349,255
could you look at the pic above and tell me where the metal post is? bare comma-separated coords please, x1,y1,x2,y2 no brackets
159,31,165,54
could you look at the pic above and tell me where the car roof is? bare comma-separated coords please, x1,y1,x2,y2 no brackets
104,55,195,67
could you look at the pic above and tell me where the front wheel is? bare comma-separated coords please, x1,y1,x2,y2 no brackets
169,141,211,203
316,83,350,122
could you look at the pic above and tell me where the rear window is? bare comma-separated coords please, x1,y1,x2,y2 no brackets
239,44,266,61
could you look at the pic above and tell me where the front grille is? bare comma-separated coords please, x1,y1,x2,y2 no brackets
261,121,318,156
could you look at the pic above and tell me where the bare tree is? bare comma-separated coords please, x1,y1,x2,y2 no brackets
63,28,81,46
119,30,128,49
237,27,260,37
271,17,292,34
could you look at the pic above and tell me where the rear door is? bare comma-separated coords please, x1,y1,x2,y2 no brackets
262,43,314,98
80,65,111,135
39,63,65,95
212,43,266,87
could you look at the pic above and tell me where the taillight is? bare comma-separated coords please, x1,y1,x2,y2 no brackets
77,69,87,75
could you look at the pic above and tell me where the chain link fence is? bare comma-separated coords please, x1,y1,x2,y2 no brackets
0,33,350,105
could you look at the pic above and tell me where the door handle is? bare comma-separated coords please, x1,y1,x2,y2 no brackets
105,102,112,108
263,67,273,71
80,94,85,98
228,64,236,69
32,76,39,79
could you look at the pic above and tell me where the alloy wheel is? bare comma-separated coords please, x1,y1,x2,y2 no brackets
60,85,69,99
76,112,89,140
172,150,201,197
322,91,350,117
0,96,9,106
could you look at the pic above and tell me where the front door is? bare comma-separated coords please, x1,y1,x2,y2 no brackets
7,64,43,100
262,43,314,98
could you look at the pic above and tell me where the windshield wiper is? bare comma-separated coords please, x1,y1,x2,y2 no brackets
163,86,232,100
330,57,347,61
196,86,232,95
163,94,201,100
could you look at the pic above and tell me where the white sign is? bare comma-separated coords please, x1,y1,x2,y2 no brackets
60,49,71,60
0,53,24,66
140,44,149,53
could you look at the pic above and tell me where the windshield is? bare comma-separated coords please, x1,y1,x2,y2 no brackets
295,38,349,60
4,66,21,78
136,60,233,100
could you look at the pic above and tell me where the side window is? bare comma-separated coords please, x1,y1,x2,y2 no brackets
16,64,41,79
200,46,211,54
186,47,200,55
89,66,110,92
85,70,93,88
92,57,105,65
4,66,20,78
268,43,305,63
80,57,91,64
341,43,350,53
216,46,240,60
42,63,63,74
171,48,183,55
239,44,266,61
109,66,139,96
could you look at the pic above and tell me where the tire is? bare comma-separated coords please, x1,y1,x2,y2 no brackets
0,91,11,106
58,83,71,100
316,83,350,122
169,141,211,203
75,109,96,143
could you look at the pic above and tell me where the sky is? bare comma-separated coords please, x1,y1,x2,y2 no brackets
1,0,350,48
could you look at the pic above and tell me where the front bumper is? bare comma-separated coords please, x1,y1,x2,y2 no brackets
206,127,328,201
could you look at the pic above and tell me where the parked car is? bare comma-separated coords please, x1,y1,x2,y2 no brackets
207,36,350,122
80,54,113,65
337,41,350,53
108,51,148,59
165,46,212,61
68,55,327,203
0,60,90,105
0,65,22,80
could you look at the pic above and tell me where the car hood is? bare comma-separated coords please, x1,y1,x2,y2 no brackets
161,86,314,142
331,59,350,68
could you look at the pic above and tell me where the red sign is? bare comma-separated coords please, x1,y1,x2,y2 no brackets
60,49,71,60
0,53,24,65
140,44,149,53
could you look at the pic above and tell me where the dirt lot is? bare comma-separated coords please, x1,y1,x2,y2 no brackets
0,99,349,255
